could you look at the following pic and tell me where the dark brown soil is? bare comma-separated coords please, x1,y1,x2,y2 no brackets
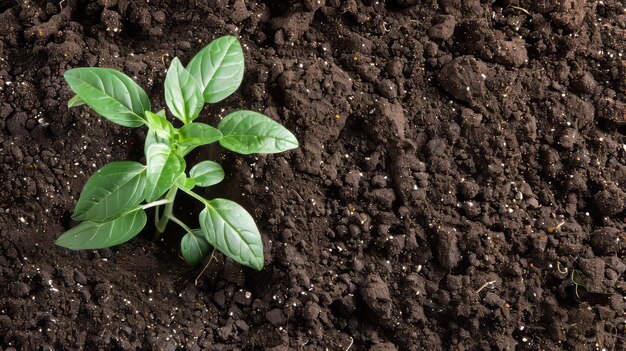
1,0,626,350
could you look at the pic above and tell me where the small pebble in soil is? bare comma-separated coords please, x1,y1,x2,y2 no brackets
360,273,392,319
8,282,30,298
265,308,286,326
302,301,321,321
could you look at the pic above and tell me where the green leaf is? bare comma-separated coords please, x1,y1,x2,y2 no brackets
73,161,147,222
144,129,167,155
218,110,299,154
146,111,175,140
189,161,224,187
187,35,244,104
177,175,197,191
64,68,151,127
144,143,185,202
164,57,204,124
56,209,147,250
67,95,85,108
144,110,170,154
178,122,222,148
181,229,211,266
199,199,263,270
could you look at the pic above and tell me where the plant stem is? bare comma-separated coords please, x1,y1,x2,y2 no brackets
167,215,194,234
153,185,178,240
154,205,160,227
141,198,171,210
180,187,208,205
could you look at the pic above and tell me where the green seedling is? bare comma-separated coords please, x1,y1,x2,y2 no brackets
55,36,299,271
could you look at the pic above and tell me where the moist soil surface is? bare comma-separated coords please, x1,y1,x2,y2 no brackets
1,0,626,350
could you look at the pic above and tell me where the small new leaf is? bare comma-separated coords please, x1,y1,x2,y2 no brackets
181,229,211,266
189,161,224,187
56,209,147,250
176,174,197,191
144,143,185,202
218,110,299,154
165,57,204,124
68,95,85,108
187,35,244,103
73,161,146,222
200,199,264,270
144,110,170,154
146,111,175,140
64,68,151,127
144,129,170,155
183,178,196,190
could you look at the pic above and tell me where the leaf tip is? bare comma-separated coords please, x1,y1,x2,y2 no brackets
54,235,71,249
251,260,264,271
63,68,77,80
70,209,84,222
289,137,300,150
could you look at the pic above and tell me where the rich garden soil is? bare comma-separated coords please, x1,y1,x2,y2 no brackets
1,0,626,349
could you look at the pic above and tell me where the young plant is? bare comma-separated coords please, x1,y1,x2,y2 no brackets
55,36,299,271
